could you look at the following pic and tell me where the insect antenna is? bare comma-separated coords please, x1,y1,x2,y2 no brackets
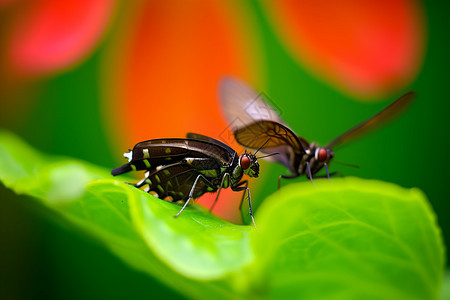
256,152,279,160
333,160,360,168
254,138,271,155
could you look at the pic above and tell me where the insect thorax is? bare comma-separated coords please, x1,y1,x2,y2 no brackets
230,164,244,187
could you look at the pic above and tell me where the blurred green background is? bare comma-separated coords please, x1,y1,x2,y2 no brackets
0,0,448,299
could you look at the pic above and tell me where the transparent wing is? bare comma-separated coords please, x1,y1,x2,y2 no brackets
326,92,415,149
218,77,307,173
218,76,285,130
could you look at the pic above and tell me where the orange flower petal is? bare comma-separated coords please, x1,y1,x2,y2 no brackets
262,0,425,99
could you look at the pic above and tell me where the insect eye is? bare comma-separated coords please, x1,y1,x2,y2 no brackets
240,155,251,170
318,148,328,162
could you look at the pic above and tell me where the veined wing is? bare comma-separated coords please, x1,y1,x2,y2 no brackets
326,92,415,149
234,120,306,173
234,120,305,154
186,133,236,156
112,138,234,176
132,138,234,167
218,76,285,130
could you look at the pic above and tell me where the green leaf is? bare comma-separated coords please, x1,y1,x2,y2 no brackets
441,270,450,300
249,178,445,299
0,130,251,299
0,130,445,299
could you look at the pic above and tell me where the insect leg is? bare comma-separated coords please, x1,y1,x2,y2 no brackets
210,173,231,212
277,174,299,190
174,174,213,218
233,181,257,230
236,180,248,214
324,163,331,182
306,161,314,186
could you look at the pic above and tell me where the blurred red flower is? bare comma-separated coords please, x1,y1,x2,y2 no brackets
0,0,115,124
3,0,114,76
262,0,425,99
0,0,426,222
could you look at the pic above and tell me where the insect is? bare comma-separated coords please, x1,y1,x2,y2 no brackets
111,133,269,227
219,76,415,188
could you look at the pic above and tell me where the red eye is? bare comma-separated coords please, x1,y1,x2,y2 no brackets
240,155,250,170
318,148,328,162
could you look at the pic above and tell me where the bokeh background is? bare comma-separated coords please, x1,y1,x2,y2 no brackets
0,0,448,299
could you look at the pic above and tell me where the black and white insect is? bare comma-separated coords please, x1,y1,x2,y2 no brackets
219,76,415,188
111,133,273,227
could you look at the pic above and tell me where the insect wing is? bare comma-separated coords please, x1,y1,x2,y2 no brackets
234,120,305,153
219,77,309,172
326,92,415,149
186,133,236,156
218,76,285,130
132,138,234,169
234,120,306,172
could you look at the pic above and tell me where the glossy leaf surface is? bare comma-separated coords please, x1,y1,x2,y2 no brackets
0,131,444,299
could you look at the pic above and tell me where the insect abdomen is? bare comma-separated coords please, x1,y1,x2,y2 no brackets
111,163,132,176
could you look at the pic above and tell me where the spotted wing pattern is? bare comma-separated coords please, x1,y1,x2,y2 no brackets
111,138,234,176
